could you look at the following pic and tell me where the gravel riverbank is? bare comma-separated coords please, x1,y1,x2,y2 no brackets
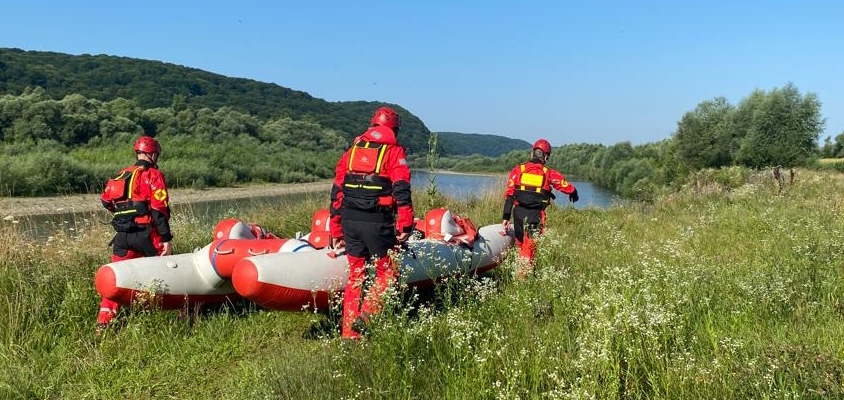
1,180,332,218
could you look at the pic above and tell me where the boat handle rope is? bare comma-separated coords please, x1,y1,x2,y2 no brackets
213,248,235,255
248,249,270,256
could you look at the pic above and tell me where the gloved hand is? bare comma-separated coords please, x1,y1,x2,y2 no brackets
332,237,345,249
502,220,511,231
568,189,579,203
160,242,173,256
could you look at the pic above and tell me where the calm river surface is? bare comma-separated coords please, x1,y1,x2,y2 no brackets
412,170,617,209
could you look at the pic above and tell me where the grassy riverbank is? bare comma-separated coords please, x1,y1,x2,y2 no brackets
1,168,843,399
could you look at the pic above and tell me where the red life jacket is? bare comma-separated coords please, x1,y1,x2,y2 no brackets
342,140,394,210
102,165,151,231
514,163,554,209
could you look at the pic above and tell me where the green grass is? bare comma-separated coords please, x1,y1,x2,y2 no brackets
818,158,844,165
1,168,843,399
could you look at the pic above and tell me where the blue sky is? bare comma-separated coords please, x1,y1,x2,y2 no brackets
2,1,842,145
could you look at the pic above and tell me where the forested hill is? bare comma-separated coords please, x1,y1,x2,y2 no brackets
435,132,530,157
0,48,432,195
0,48,429,152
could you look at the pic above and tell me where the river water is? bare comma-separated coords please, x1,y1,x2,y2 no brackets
9,171,616,239
412,170,617,209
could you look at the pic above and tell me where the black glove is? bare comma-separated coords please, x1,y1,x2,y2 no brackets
568,189,579,203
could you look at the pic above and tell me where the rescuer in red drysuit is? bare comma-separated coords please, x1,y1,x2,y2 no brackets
329,106,414,339
97,136,173,333
502,139,578,275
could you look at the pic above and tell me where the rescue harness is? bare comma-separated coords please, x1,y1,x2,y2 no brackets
103,165,151,231
514,163,555,209
342,140,395,211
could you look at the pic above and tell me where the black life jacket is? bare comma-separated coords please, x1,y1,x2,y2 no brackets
102,165,151,231
514,163,555,209
342,140,394,211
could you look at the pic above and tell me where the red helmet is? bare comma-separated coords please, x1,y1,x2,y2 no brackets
133,136,161,155
532,139,552,155
371,106,401,130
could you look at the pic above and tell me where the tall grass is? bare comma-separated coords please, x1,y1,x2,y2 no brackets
1,168,843,399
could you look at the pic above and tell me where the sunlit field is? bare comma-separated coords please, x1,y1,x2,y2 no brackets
1,168,842,399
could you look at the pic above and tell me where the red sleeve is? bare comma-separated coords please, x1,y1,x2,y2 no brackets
146,168,173,242
547,169,575,194
386,146,413,234
502,166,520,221
330,149,352,238
333,149,350,189
147,169,171,215
505,166,520,197
387,146,411,184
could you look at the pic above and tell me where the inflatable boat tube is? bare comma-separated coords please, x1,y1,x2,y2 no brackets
94,219,286,309
209,238,289,278
232,224,514,311
95,242,235,309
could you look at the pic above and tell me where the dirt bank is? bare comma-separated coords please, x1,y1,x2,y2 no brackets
1,181,332,218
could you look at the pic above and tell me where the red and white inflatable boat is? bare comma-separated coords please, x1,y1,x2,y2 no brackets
94,219,312,309
232,209,514,311
94,209,513,311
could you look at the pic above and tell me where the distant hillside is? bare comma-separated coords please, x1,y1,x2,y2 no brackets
0,48,429,152
435,131,530,157
0,49,432,195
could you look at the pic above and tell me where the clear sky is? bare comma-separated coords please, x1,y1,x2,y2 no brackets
2,0,842,145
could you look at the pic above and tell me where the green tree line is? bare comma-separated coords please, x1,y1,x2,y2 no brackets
0,88,348,196
434,132,530,157
819,131,844,158
448,83,826,200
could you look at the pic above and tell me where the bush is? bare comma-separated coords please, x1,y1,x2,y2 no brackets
0,150,96,195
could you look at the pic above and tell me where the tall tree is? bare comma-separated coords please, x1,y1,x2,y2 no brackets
735,84,824,167
820,136,834,158
674,97,735,170
833,131,844,158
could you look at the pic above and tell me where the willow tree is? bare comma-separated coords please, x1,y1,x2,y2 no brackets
734,84,824,168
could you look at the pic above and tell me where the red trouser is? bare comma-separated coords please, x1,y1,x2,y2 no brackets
513,206,546,271
339,217,399,339
97,228,162,325
342,255,396,339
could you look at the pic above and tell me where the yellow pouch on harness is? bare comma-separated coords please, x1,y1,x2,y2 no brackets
519,172,544,188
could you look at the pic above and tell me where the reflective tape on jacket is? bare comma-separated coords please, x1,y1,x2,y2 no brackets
344,183,387,190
